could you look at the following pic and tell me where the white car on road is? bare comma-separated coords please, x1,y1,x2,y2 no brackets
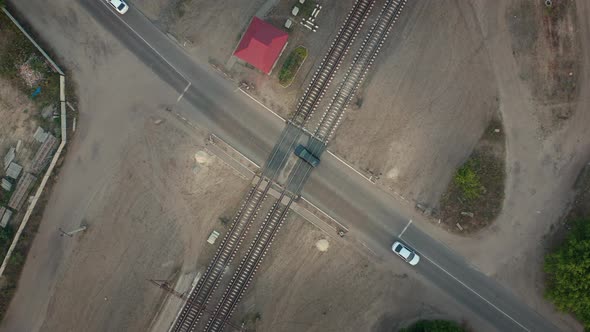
392,241,420,266
108,0,129,14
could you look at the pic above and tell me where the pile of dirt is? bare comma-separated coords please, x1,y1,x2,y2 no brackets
438,118,506,234
315,238,329,252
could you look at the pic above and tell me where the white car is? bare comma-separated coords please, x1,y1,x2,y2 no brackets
392,241,420,266
108,0,129,14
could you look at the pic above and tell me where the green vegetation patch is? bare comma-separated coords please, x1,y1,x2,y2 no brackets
400,319,467,332
454,160,484,201
0,226,14,262
299,0,316,18
543,165,590,329
278,46,307,86
544,218,590,329
0,12,60,111
439,119,506,233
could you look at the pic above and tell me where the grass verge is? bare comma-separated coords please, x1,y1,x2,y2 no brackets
299,0,316,17
0,10,60,134
278,46,307,87
399,319,468,332
438,118,506,233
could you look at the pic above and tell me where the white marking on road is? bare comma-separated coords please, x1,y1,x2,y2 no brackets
399,219,412,238
237,89,285,121
413,249,531,332
360,241,377,257
327,151,375,184
100,2,190,84
177,82,191,102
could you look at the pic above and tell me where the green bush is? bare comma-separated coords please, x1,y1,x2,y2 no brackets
400,319,466,332
544,218,590,329
453,160,484,201
278,46,307,86
0,225,14,263
299,0,316,17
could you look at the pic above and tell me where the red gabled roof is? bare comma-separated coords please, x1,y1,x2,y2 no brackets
234,17,288,74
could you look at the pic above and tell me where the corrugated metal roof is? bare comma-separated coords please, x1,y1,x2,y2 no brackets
6,162,22,180
0,208,12,228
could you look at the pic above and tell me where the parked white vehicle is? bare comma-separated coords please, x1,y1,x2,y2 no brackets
391,241,420,266
108,0,129,14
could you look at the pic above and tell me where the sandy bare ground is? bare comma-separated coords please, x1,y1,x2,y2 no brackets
101,0,589,330
2,0,588,331
379,1,589,330
0,78,39,175
137,0,590,330
234,216,488,332
39,113,250,332
0,1,248,330
330,0,498,206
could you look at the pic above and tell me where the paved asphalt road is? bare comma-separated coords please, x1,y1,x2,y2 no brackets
22,1,560,331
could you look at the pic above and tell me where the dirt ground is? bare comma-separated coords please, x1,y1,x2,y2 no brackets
3,0,590,331
508,0,580,137
0,78,39,174
39,114,250,332
408,1,590,330
234,216,483,332
0,2,247,330
0,2,488,331
133,0,590,330
329,0,498,206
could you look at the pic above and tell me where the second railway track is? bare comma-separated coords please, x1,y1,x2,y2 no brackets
315,0,407,143
203,149,313,332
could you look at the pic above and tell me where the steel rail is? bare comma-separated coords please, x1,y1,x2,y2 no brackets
203,156,314,332
315,0,407,143
291,0,374,126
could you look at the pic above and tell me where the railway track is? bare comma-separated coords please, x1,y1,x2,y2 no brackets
202,154,313,332
170,181,268,332
315,0,407,143
170,2,375,330
204,199,292,332
284,0,408,193
291,0,374,126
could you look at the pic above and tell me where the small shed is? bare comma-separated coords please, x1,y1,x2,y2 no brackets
3,147,15,171
207,230,220,244
234,17,289,75
1,178,12,191
6,162,23,180
0,207,11,228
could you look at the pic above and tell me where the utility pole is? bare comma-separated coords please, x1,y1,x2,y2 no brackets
59,225,87,237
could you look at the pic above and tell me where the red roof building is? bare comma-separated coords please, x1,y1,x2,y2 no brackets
234,17,289,74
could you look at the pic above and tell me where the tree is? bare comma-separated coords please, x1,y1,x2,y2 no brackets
400,319,466,332
544,218,590,329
